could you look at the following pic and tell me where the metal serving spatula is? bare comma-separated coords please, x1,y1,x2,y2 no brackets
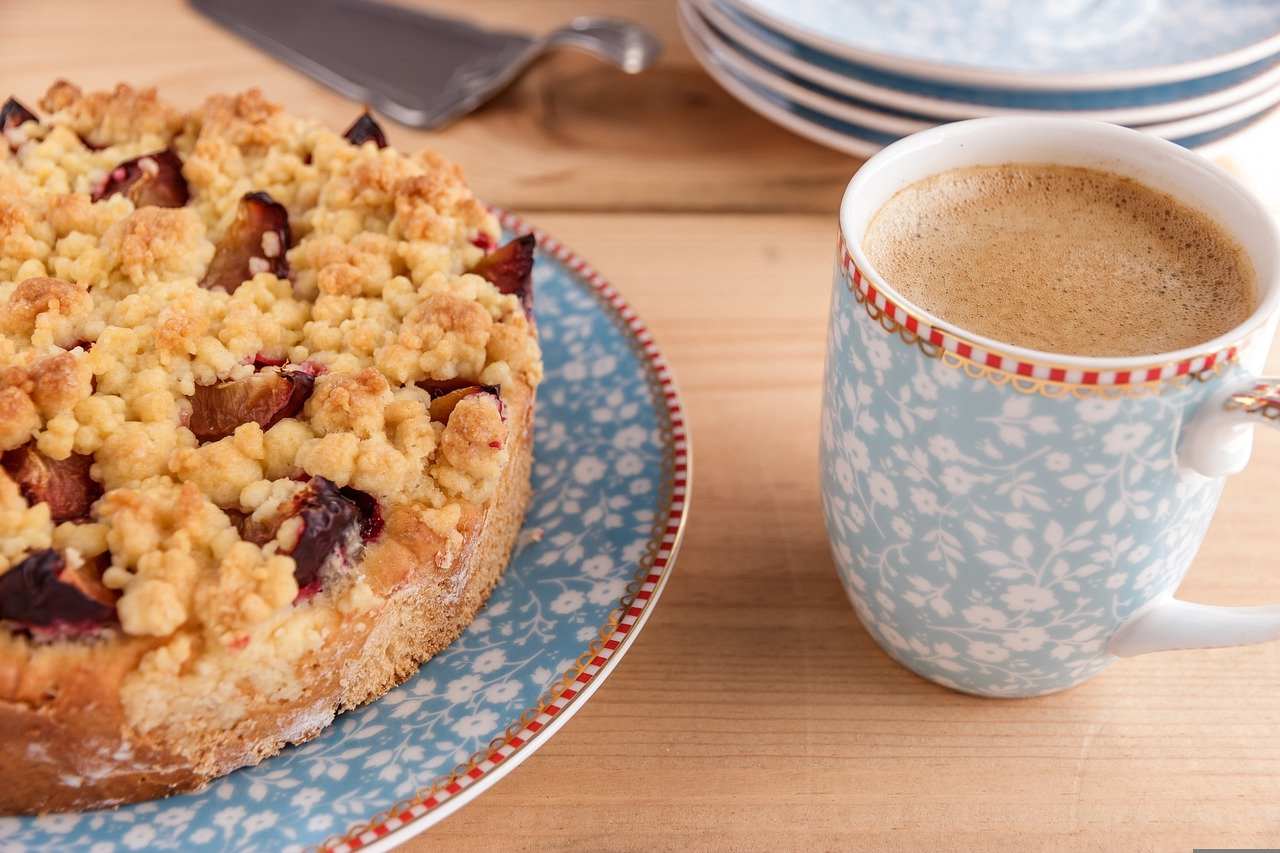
189,0,662,129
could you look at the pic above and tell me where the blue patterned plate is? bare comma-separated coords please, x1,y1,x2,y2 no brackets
725,0,1280,90
696,0,1280,123
682,4,1280,159
0,212,690,853
685,0,1280,148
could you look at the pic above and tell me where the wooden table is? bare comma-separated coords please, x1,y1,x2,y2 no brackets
10,1,1280,849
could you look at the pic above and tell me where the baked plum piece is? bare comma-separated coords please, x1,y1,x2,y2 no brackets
0,549,116,637
188,368,314,443
242,477,380,599
469,234,534,316
421,383,502,423
343,111,387,148
200,191,291,292
92,149,189,208
0,97,38,150
417,377,478,396
2,443,101,522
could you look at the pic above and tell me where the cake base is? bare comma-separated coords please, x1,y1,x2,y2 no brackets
0,389,534,814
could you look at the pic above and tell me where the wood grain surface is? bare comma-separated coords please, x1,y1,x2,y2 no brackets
7,1,1280,850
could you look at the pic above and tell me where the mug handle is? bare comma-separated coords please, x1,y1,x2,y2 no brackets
1111,378,1280,657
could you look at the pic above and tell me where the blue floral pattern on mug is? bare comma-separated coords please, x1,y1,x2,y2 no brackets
820,262,1238,697
0,226,682,852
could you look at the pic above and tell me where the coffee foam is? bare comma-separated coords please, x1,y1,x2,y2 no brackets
860,164,1256,358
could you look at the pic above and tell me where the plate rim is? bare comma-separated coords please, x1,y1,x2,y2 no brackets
679,5,883,158
683,0,932,136
1139,77,1280,136
691,0,1280,124
316,209,693,852
722,0,1280,92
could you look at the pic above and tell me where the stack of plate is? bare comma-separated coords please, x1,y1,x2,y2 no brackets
679,0,1280,156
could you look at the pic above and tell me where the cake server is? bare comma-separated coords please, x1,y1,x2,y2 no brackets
189,0,661,130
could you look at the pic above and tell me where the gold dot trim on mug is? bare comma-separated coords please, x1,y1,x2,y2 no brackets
842,245,1234,400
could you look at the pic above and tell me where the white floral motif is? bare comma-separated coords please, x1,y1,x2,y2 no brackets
616,454,644,475
866,337,893,370
1078,398,1121,422
843,433,871,471
452,710,500,738
1102,422,1154,455
573,457,607,483
879,623,911,651
1002,627,1049,651
910,487,941,515
912,370,939,400
582,554,615,579
292,788,325,809
472,649,507,674
868,472,899,507
834,457,856,494
1045,452,1071,471
550,590,585,614
962,606,1007,629
485,681,521,703
940,465,982,495
967,641,1010,663
1001,585,1058,612
445,674,484,703
588,577,628,605
928,435,963,461
612,425,649,449
122,824,156,850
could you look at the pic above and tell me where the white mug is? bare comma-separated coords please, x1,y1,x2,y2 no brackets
821,118,1280,697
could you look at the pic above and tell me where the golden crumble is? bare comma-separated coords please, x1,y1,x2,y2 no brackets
0,82,541,664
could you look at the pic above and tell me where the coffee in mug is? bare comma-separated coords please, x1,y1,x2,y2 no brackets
861,164,1256,357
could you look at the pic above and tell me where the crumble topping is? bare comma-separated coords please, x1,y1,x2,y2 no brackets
0,83,541,658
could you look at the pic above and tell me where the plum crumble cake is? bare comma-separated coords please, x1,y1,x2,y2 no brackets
0,82,542,813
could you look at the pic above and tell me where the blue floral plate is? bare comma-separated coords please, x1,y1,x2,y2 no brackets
0,212,691,853
697,0,1280,122
725,0,1280,90
681,3,1280,159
